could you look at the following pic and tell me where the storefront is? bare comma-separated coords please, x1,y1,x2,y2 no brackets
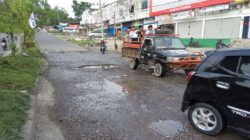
156,14,175,33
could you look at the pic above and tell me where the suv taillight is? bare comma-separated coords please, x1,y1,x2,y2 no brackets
186,71,195,82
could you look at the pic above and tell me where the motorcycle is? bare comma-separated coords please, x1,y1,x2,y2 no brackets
100,46,106,54
1,42,7,51
100,40,106,54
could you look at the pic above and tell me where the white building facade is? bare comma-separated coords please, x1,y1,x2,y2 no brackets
82,0,250,46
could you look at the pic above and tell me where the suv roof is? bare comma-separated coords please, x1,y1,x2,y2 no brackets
145,34,178,38
195,48,250,72
216,48,250,54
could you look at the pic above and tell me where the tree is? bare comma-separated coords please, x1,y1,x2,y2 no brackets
34,0,70,26
72,0,91,21
0,0,33,54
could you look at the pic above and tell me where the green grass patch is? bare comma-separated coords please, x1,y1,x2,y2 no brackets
68,39,98,47
0,46,42,140
0,47,42,91
0,90,30,140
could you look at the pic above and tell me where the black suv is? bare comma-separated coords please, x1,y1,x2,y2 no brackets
181,48,250,137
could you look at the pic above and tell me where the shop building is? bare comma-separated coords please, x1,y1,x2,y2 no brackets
151,0,250,47
82,0,250,47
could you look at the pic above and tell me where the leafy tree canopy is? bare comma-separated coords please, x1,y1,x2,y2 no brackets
72,0,91,21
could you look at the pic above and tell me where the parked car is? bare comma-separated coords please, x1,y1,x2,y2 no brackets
63,27,79,33
88,30,107,38
181,48,250,138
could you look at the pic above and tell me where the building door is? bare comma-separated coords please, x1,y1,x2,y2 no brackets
242,16,250,39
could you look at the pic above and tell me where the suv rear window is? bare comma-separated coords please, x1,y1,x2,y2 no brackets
220,56,239,73
239,56,250,76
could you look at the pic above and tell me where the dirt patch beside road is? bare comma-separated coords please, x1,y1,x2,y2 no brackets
34,77,64,140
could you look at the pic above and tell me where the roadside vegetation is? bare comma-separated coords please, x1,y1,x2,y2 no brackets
68,38,98,47
0,46,42,140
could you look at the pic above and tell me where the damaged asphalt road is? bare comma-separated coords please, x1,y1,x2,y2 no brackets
34,32,246,140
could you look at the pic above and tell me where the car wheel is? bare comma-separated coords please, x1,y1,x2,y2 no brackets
154,63,166,77
129,58,139,70
188,103,225,136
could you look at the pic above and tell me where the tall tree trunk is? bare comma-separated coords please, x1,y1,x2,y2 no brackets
10,32,15,55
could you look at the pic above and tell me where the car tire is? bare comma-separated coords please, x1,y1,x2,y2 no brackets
188,103,225,136
129,58,139,70
154,63,166,77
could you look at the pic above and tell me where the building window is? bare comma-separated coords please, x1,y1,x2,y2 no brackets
141,0,148,10
129,5,134,13
119,9,123,16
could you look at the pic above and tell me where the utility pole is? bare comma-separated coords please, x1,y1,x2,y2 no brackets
114,11,118,50
57,7,60,24
99,0,104,40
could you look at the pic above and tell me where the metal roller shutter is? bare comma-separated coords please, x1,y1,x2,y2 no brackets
178,22,189,38
190,21,203,38
178,21,202,38
204,19,222,38
204,17,241,39
221,18,241,39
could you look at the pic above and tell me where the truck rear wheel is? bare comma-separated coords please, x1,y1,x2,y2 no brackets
129,58,139,70
154,63,166,77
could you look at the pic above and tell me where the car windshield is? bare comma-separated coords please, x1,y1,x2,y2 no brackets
154,37,185,49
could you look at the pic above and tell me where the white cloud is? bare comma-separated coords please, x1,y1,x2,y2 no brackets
48,0,116,18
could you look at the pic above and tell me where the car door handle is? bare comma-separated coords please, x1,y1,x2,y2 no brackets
216,81,230,90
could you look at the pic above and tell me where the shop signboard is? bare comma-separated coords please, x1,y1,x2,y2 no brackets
149,0,233,16
172,10,194,20
156,14,171,25
200,4,229,13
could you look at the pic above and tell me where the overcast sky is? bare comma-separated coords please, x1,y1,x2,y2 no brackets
48,0,116,18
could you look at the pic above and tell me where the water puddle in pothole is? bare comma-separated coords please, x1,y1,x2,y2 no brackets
148,120,185,138
79,64,119,70
73,79,129,111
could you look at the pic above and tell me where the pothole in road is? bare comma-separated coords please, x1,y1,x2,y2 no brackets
148,120,185,138
79,64,119,70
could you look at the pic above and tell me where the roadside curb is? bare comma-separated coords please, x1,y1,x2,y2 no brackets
22,44,47,140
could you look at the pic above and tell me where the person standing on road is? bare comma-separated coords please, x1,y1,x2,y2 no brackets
216,39,228,50
1,38,7,51
145,25,155,35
